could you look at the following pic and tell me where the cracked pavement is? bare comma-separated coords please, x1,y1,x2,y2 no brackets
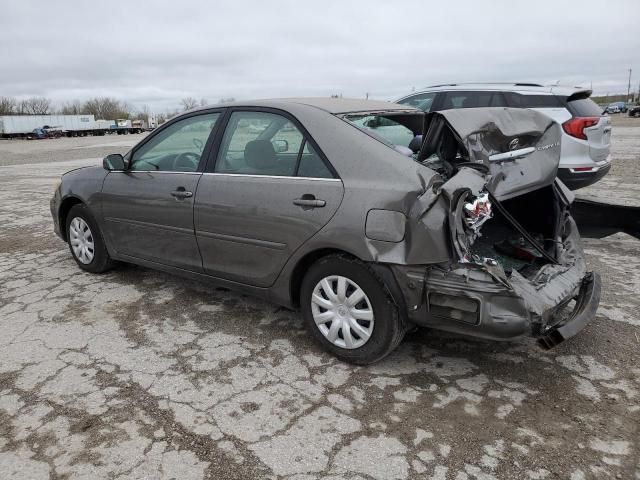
1,123,639,479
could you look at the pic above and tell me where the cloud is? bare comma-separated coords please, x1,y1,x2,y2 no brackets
1,0,638,112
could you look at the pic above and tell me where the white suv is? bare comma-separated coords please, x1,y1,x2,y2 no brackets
396,83,611,189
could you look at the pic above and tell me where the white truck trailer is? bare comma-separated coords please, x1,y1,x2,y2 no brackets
0,115,107,138
112,119,145,135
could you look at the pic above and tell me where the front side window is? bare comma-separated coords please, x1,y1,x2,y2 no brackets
216,111,333,178
397,92,437,112
130,113,220,172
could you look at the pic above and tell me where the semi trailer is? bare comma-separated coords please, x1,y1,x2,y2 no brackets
111,119,146,134
0,115,144,138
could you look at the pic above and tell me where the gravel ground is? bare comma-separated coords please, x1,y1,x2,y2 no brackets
0,120,638,480
0,133,148,167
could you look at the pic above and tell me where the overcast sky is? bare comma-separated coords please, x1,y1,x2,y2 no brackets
1,0,639,113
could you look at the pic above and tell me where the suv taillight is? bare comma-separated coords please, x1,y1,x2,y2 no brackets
562,117,600,140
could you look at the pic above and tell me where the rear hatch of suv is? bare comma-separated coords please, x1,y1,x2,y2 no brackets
558,90,611,163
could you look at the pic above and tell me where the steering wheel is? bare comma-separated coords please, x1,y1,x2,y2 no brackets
173,151,200,171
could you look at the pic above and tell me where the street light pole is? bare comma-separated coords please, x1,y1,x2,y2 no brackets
628,68,632,101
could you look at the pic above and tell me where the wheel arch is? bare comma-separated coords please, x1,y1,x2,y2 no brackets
289,248,361,308
58,196,84,242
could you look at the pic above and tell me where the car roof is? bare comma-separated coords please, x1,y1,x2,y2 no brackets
398,83,592,98
191,97,418,115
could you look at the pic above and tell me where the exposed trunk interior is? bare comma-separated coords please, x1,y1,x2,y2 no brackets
469,185,561,279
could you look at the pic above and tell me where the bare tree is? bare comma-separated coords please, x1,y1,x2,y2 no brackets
200,97,208,107
181,97,198,111
82,97,130,120
60,100,83,115
132,104,150,123
217,97,236,104
18,97,52,114
0,96,17,115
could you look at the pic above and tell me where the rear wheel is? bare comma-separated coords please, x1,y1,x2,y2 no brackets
300,255,406,364
66,204,114,273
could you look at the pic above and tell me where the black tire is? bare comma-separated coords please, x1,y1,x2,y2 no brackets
65,204,114,273
300,254,406,365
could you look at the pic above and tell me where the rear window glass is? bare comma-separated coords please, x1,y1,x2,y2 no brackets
344,114,415,149
566,98,603,117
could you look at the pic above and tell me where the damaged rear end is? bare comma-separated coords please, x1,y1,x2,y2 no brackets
400,108,600,348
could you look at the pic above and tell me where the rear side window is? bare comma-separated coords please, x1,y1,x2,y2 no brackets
439,91,507,110
297,141,333,178
216,111,335,178
566,98,603,117
397,92,437,112
216,111,303,176
506,93,563,108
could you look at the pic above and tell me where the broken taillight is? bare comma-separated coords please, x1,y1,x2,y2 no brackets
562,117,599,140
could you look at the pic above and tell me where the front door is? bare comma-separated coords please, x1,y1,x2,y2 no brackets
194,110,344,287
101,112,222,271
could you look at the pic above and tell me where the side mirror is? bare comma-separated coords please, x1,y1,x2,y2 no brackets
103,153,125,171
272,139,289,153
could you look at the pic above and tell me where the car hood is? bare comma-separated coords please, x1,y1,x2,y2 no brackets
419,107,562,201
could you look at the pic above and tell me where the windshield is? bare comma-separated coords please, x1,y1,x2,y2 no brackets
343,114,417,150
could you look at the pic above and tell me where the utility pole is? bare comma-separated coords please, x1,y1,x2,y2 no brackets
627,68,632,101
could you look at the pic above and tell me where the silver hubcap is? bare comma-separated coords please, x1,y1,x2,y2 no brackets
69,217,94,265
311,275,374,349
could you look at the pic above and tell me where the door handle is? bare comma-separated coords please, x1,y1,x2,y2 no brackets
293,194,326,209
171,188,193,199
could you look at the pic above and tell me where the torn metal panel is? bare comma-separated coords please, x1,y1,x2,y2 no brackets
352,107,599,348
420,108,562,201
463,192,492,233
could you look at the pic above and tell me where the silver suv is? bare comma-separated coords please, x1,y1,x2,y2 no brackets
396,83,611,189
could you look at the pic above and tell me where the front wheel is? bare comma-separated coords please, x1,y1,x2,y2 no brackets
66,204,114,273
300,255,406,364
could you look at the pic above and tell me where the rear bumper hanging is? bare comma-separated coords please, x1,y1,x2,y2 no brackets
537,271,601,349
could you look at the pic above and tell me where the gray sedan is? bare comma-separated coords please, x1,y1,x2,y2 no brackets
50,98,600,364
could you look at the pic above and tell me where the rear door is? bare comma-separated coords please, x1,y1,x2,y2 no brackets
194,109,344,287
101,111,222,271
